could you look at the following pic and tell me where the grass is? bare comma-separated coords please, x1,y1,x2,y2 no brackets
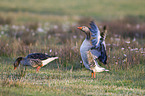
0,56,145,96
0,20,145,95
0,0,145,95
0,0,145,24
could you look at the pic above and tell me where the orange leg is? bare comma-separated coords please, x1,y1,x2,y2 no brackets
41,64,43,67
94,72,96,78
14,67,17,70
91,72,94,78
36,66,41,72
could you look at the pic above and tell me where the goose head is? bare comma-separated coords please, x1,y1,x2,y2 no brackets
13,57,23,70
77,26,91,39
77,26,90,33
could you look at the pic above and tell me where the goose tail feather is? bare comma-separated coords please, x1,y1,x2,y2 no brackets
42,57,58,66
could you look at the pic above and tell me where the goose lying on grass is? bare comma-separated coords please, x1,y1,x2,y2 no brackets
77,21,109,78
14,53,58,72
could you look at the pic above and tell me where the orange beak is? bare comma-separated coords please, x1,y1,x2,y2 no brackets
77,27,82,30
14,67,17,70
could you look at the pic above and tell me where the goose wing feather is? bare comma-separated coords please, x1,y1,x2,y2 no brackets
26,53,51,60
89,21,101,47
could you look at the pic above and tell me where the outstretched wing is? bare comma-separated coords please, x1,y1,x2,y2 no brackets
89,22,108,64
98,43,107,64
26,53,51,60
89,21,101,48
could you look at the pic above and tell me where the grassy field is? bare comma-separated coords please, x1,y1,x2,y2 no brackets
0,57,145,96
0,0,145,96
0,22,144,95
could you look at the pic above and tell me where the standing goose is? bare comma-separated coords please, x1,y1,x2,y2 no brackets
77,21,109,78
14,53,58,72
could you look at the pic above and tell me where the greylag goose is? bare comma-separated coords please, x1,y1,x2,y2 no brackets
77,21,109,78
14,53,58,72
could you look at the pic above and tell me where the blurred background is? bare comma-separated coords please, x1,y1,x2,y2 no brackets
0,0,145,23
0,0,145,95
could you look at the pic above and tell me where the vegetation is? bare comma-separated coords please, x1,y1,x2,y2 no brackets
0,0,145,95
0,0,145,24
0,64,144,96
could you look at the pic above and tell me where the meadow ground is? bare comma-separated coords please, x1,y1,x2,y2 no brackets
0,57,144,96
0,0,145,95
0,21,144,95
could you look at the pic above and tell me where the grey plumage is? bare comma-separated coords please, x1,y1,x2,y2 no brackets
20,58,42,67
14,53,58,71
78,21,109,78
